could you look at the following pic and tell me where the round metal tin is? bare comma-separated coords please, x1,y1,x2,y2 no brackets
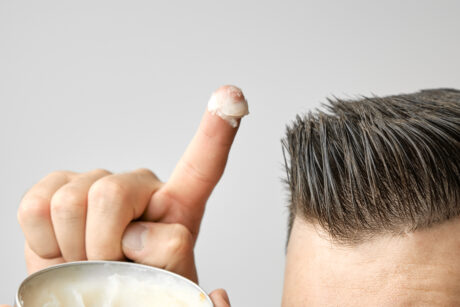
15,261,213,307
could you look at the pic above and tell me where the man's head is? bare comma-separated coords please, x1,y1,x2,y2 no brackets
281,89,460,306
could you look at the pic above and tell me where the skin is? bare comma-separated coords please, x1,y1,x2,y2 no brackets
283,216,460,306
13,85,240,307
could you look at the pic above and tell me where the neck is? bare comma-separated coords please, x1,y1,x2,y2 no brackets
282,217,460,306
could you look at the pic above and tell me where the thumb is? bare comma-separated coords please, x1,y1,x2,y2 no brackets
122,221,198,282
209,289,231,307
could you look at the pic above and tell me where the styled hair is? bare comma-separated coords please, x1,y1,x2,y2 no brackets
282,88,460,245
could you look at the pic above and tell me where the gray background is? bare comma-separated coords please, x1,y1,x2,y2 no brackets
1,0,459,305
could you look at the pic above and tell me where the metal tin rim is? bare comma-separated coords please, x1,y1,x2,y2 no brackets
15,260,213,306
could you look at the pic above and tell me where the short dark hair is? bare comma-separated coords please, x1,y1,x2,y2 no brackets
282,88,460,245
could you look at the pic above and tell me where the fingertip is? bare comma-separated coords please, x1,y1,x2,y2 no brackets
207,85,249,128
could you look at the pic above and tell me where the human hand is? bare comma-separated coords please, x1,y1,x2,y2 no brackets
18,85,248,283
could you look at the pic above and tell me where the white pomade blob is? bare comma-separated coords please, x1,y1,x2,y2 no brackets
207,85,249,127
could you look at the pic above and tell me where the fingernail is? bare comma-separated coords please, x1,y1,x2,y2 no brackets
208,85,249,128
122,223,147,251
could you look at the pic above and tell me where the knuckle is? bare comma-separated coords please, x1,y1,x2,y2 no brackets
18,194,50,225
88,176,130,214
50,188,85,220
88,177,128,208
166,224,193,256
135,168,160,181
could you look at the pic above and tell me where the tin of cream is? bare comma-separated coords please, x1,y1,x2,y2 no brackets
15,261,213,307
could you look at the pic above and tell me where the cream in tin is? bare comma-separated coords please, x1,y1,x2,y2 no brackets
16,261,213,307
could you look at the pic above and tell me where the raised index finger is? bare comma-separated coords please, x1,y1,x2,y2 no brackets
159,85,248,211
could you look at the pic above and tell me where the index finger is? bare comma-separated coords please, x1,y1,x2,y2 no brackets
163,85,248,209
